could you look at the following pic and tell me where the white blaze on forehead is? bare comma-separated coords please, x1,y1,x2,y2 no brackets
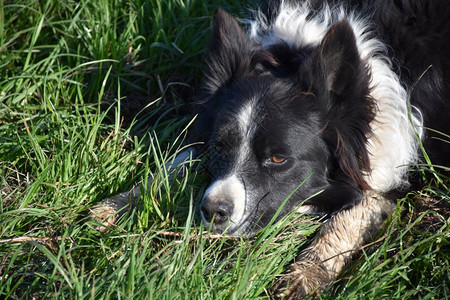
203,174,247,227
234,100,258,169
237,102,255,133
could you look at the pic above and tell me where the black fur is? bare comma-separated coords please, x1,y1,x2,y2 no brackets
188,0,450,235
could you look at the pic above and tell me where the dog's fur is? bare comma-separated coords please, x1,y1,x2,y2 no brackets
91,0,450,297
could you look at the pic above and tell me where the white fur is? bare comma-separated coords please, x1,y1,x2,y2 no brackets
201,174,247,232
296,205,317,214
236,101,256,167
249,1,423,192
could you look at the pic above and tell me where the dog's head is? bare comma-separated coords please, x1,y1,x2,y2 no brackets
195,10,374,236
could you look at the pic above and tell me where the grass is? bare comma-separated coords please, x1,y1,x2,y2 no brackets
0,0,449,299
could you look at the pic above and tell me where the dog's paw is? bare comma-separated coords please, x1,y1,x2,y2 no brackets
274,260,332,299
89,187,139,232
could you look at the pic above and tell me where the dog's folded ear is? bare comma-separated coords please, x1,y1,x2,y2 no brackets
301,20,375,189
203,9,253,94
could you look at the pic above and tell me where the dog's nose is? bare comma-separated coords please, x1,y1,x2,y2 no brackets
201,199,233,224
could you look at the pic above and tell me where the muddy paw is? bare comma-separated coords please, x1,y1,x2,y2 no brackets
89,187,139,232
274,260,332,299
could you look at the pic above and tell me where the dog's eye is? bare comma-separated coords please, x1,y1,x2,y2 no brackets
270,155,285,164
214,145,223,154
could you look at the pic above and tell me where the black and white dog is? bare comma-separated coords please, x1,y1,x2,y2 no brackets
93,0,450,297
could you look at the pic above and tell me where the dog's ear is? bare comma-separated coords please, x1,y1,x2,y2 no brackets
302,19,370,101
318,20,365,96
302,20,374,189
203,9,252,94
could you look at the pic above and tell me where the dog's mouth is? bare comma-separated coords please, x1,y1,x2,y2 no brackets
199,208,258,237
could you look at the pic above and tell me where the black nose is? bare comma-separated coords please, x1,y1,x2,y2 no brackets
201,199,233,224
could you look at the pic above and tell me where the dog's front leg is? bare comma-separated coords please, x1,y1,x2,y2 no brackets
89,148,198,232
276,190,396,298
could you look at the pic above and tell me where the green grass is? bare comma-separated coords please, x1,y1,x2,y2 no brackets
0,0,449,299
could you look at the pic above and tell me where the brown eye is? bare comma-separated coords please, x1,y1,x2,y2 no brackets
271,155,285,164
215,145,223,153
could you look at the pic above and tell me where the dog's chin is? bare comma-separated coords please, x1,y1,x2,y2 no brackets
207,224,256,238
201,214,256,237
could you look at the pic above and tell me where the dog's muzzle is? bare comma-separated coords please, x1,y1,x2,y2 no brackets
200,175,247,233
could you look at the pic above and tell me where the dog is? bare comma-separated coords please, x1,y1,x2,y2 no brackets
91,0,450,297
